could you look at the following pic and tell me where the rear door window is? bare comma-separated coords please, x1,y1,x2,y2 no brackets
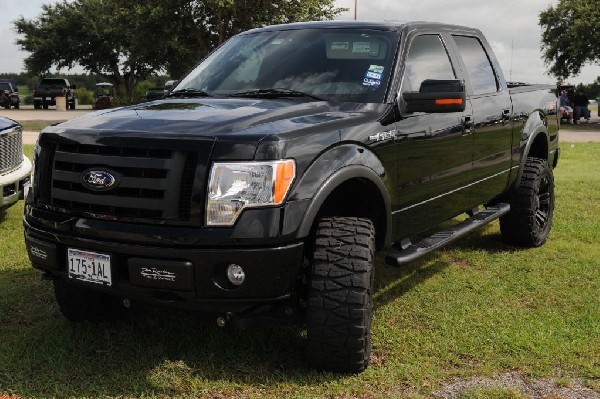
452,36,498,95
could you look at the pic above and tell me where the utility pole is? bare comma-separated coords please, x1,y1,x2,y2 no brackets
354,0,357,20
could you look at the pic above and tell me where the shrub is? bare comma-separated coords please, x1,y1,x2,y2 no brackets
74,87,94,105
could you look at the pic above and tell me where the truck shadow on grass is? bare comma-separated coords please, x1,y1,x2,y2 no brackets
2,231,518,397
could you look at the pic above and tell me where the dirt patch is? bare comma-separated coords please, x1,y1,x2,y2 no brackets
433,372,600,399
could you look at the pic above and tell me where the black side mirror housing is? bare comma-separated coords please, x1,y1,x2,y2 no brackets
402,79,466,113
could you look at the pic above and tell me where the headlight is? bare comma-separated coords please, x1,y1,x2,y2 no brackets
206,160,295,226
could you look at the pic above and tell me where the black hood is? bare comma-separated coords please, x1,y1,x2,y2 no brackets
47,98,364,141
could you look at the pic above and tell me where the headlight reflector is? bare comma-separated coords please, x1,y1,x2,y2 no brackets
206,160,295,226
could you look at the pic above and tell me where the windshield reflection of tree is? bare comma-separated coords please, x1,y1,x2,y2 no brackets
178,29,397,103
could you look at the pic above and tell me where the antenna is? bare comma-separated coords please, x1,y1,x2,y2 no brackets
509,39,514,81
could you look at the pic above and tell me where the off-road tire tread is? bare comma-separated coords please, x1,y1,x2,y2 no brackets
53,279,124,322
306,217,375,373
500,157,554,247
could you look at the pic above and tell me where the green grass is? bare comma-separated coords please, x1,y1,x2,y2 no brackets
17,86,31,97
19,122,51,132
1,144,598,398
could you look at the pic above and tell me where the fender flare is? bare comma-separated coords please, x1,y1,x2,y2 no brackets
514,114,550,187
291,144,392,247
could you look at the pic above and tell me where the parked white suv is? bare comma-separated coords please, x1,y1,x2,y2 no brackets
0,117,31,211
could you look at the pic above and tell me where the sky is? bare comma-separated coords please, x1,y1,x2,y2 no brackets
1,0,599,84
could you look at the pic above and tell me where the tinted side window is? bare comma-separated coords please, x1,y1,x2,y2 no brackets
401,35,455,93
453,36,498,95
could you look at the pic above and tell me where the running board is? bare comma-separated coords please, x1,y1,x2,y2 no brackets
385,203,511,267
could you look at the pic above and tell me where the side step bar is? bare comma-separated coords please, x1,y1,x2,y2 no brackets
385,203,511,267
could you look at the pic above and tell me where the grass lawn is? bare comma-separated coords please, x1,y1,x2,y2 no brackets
0,144,598,398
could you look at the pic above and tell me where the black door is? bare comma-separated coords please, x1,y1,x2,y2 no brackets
393,34,474,238
451,35,513,204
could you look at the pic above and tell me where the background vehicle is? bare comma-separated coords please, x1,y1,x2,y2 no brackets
0,117,31,212
144,87,165,102
25,21,558,373
93,82,114,110
0,79,20,109
33,78,76,109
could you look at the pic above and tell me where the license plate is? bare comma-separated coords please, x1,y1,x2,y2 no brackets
45,97,51,101
67,248,112,286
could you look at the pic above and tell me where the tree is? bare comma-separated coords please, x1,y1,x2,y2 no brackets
14,0,345,102
539,0,600,79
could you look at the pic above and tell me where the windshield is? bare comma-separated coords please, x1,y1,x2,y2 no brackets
41,79,67,87
176,28,400,103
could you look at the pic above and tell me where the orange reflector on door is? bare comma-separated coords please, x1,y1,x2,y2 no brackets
435,98,463,105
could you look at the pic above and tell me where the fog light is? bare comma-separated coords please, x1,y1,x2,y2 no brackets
226,264,245,286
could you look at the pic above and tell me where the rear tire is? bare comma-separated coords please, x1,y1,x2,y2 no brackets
14,102,19,109
34,102,41,110
53,279,124,322
500,157,555,247
306,217,375,373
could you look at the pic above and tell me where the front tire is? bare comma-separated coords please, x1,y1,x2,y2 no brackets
500,157,555,247
53,279,124,322
306,217,375,373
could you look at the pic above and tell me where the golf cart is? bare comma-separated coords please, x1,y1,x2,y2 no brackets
93,82,114,109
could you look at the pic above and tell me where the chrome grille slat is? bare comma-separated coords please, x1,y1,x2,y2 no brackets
0,129,23,174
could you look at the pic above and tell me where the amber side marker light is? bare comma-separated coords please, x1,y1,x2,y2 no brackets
274,160,296,204
435,98,463,105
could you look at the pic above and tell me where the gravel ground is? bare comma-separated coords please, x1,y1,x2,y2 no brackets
434,372,600,399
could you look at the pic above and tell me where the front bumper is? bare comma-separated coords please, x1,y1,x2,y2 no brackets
1,157,32,209
24,219,305,313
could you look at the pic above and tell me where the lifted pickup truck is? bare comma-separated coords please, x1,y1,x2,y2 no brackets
25,21,558,373
1,117,32,211
33,77,76,110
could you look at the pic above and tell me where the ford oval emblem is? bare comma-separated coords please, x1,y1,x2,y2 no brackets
81,169,118,191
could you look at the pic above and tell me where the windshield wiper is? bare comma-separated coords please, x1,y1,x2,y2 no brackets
167,88,212,98
229,88,327,101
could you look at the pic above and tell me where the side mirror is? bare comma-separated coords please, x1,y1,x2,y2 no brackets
402,79,466,113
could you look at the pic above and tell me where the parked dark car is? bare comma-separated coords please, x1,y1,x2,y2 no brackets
33,78,76,109
0,80,20,109
25,21,559,373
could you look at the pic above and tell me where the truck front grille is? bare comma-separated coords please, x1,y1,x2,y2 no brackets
0,128,23,174
48,143,197,221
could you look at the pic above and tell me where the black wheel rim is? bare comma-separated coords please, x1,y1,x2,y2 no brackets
536,175,551,230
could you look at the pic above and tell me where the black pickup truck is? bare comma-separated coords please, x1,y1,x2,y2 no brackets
25,21,559,373
33,77,76,109
0,79,20,109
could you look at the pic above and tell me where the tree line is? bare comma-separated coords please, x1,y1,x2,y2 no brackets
13,0,344,104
